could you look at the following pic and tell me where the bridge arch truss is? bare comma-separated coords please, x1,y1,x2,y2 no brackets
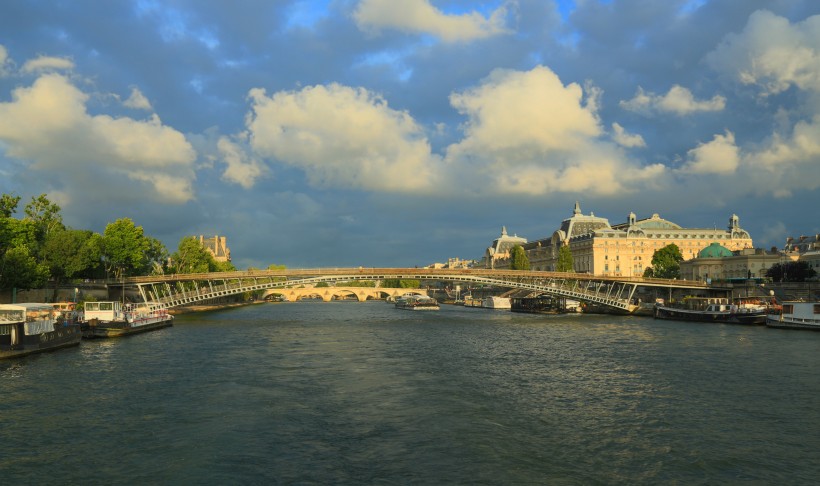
124,268,705,314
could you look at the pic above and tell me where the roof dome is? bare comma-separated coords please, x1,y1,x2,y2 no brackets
698,242,733,258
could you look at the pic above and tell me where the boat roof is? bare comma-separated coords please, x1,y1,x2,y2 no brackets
0,303,55,311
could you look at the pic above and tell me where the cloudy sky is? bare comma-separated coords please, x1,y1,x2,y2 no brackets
1,0,819,269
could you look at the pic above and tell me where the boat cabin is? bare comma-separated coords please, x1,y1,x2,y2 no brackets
0,303,58,348
680,297,729,311
83,301,126,322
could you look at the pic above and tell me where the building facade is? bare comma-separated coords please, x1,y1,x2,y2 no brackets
482,227,527,269
679,245,784,281
198,235,231,262
487,202,755,277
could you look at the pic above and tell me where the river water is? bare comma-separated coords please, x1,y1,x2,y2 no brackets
2,301,819,485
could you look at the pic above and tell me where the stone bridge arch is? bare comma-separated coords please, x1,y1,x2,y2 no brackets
261,287,428,302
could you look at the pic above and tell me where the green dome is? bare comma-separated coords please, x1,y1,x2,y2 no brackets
698,242,733,258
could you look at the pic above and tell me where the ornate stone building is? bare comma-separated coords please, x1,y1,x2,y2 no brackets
198,235,231,262
482,226,527,269
488,202,755,277
679,244,784,281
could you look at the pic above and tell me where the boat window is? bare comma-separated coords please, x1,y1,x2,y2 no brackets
783,304,793,314
814,304,820,314
100,302,113,311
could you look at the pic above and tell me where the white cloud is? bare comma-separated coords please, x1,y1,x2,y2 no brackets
443,66,665,195
706,10,820,95
741,117,820,197
353,0,510,43
620,85,725,116
217,136,266,188
246,83,439,192
611,122,646,148
679,130,739,174
123,87,153,110
0,73,196,204
21,55,74,73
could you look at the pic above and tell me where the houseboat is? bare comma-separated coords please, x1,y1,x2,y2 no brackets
482,296,512,310
654,297,767,325
81,301,173,338
0,303,82,359
395,294,440,311
766,301,820,330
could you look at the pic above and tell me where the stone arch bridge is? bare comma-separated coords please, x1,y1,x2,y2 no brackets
262,287,427,302
121,267,708,314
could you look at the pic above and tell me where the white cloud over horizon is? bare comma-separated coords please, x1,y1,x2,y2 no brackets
620,85,726,116
1,2,819,267
0,73,196,205
353,0,511,43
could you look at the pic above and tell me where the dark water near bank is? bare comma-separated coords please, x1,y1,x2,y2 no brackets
2,302,819,485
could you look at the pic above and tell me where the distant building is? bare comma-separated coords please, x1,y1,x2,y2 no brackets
679,245,784,281
199,235,231,262
487,202,755,277
482,227,527,269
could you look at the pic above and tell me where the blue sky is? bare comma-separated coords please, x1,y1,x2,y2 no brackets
1,0,818,269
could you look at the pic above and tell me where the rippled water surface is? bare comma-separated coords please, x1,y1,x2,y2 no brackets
2,301,819,484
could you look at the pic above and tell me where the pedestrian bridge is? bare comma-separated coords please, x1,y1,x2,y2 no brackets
122,268,708,314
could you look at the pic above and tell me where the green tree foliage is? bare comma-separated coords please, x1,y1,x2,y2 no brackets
0,205,49,290
556,245,574,272
649,244,684,279
170,236,217,274
101,218,150,279
642,267,655,278
0,246,49,291
143,236,170,275
42,228,102,295
24,194,65,244
382,278,421,288
267,263,287,270
0,194,21,218
510,245,530,270
766,261,817,282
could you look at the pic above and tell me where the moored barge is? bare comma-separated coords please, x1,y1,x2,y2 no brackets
81,301,173,338
0,303,82,359
654,297,767,325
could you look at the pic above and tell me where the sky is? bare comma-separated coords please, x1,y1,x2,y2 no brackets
1,0,819,269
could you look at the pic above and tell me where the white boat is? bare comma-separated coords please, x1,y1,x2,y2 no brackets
395,295,440,311
482,296,511,310
0,303,82,359
81,301,173,338
766,301,820,330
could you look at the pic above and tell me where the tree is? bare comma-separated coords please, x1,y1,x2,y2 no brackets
0,246,49,291
766,261,817,282
383,278,420,288
42,228,102,297
170,236,217,274
510,245,530,270
0,194,20,218
101,218,150,279
24,193,64,242
143,236,170,275
650,244,684,279
0,215,46,291
556,245,574,272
